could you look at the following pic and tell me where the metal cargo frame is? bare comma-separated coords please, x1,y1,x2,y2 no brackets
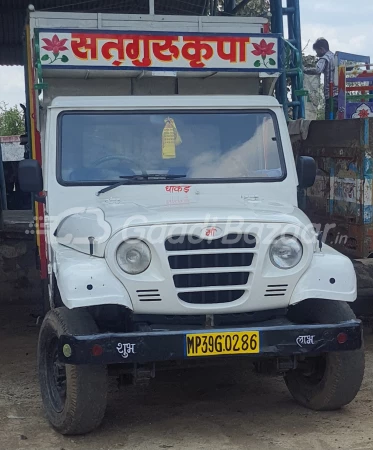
295,118,373,259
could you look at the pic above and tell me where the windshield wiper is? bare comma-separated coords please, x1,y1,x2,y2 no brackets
96,179,131,196
96,174,186,196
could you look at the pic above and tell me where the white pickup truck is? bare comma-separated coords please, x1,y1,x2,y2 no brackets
18,7,364,435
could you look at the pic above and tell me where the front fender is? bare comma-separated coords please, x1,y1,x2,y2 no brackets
54,246,133,310
290,245,357,305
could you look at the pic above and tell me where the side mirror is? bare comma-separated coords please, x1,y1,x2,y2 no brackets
296,156,316,189
18,159,43,194
20,134,28,146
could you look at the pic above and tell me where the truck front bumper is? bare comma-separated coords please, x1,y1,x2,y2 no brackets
58,319,363,365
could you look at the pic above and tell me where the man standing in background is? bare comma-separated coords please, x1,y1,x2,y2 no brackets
304,38,338,120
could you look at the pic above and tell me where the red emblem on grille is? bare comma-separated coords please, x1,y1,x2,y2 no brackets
205,227,217,237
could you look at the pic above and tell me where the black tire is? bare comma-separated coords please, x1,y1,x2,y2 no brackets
38,307,108,435
285,299,364,411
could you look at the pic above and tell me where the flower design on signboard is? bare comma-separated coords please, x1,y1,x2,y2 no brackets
352,104,373,119
359,109,370,118
252,39,276,68
41,35,69,64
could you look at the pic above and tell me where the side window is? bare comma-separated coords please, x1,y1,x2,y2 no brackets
261,116,281,170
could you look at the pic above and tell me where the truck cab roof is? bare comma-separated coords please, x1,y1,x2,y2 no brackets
49,95,282,110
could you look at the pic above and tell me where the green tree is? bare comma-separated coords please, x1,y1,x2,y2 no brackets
0,102,25,136
217,0,269,16
302,53,325,118
234,0,270,16
302,53,317,68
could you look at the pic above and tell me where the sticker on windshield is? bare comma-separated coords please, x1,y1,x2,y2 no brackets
162,117,182,159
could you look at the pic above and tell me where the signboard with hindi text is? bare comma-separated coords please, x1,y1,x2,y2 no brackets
36,30,281,73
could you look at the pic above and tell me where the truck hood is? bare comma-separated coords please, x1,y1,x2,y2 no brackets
103,199,309,229
53,198,314,257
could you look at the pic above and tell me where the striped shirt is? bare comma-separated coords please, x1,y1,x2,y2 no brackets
315,51,338,99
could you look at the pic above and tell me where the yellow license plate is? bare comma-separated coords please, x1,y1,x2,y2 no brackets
186,331,260,357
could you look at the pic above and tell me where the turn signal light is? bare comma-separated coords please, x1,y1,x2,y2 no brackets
91,344,103,356
337,332,348,344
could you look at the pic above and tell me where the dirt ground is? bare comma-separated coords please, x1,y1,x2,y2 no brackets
1,303,373,450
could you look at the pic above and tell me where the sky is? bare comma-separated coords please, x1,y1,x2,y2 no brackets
1,0,373,107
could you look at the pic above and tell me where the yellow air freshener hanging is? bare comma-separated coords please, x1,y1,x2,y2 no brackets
162,118,182,159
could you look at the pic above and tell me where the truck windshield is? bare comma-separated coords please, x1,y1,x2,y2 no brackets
58,111,285,184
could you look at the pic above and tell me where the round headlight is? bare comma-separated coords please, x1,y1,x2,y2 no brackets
270,235,303,269
116,239,151,274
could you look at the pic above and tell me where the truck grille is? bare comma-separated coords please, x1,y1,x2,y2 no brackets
168,253,253,269
165,233,255,305
173,272,249,288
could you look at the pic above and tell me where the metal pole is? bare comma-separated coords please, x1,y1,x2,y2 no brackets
149,0,155,15
224,0,236,14
271,0,286,116
292,0,302,55
287,0,299,119
0,143,7,230
269,0,278,33
212,0,218,15
273,0,284,35
0,142,7,214
291,0,305,118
